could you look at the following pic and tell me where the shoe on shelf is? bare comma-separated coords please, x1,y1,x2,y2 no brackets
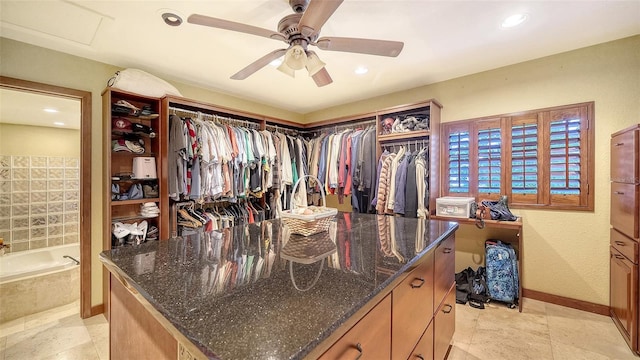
138,220,148,244
146,225,159,241
112,222,130,239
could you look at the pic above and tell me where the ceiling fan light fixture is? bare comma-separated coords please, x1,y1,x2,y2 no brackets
277,62,296,78
305,51,326,76
284,45,308,70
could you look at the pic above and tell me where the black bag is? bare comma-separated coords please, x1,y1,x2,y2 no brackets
481,195,517,221
455,266,488,309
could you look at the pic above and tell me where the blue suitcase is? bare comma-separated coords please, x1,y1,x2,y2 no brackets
485,240,519,308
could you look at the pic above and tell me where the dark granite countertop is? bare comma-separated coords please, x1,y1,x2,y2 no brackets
100,213,458,360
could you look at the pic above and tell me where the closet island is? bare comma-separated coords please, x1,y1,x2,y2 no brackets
99,213,458,360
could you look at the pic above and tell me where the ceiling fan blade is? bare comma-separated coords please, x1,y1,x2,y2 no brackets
188,14,286,42
298,0,344,38
312,67,333,87
315,37,404,57
231,49,287,80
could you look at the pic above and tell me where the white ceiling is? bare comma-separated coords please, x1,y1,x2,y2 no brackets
0,88,81,129
1,0,639,115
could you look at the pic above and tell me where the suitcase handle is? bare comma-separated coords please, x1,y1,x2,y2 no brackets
416,355,425,360
614,240,626,246
614,191,625,195
614,253,626,260
442,304,453,314
614,142,625,146
410,277,425,288
443,247,453,254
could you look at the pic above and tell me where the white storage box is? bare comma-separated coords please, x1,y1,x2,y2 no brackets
436,197,475,218
132,157,157,179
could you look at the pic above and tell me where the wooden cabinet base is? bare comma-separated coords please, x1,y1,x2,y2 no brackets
318,295,391,359
110,274,177,360
434,284,456,360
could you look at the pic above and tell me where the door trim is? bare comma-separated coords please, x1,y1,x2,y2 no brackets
0,76,93,318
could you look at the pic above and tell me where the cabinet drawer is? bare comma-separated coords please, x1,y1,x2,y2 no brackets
610,246,638,350
611,183,639,239
318,295,391,360
433,284,456,360
611,129,639,184
434,234,455,310
408,320,434,360
611,228,638,263
391,252,434,360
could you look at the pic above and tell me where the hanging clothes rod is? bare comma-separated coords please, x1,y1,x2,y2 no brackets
301,118,377,135
264,123,299,136
382,138,429,151
168,107,260,129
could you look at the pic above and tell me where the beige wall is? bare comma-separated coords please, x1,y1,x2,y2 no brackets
306,35,640,306
0,123,80,156
1,35,638,309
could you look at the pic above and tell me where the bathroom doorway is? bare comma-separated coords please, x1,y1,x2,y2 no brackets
0,76,92,319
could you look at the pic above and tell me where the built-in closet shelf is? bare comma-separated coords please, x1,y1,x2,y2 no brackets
112,215,159,223
111,198,160,206
111,152,156,157
378,130,430,142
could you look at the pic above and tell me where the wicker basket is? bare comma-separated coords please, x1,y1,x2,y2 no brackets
281,175,337,236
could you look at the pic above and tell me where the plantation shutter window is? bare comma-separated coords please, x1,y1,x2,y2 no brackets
477,120,502,198
509,115,542,205
440,102,593,211
547,106,590,207
444,124,471,195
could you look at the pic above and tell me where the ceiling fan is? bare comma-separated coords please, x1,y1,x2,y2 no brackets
187,0,404,87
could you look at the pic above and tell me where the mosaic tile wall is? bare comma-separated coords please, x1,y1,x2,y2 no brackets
0,155,80,253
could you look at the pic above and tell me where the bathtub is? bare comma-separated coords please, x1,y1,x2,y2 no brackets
0,244,80,323
0,243,80,284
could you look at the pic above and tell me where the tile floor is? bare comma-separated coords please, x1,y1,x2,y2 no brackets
450,298,637,360
0,298,635,359
0,301,108,360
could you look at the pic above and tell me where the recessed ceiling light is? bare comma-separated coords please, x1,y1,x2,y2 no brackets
53,122,65,126
43,108,58,113
501,13,527,28
162,12,183,26
355,66,368,75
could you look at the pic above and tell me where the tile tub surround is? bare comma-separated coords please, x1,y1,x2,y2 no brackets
0,155,80,253
100,214,458,360
0,266,79,323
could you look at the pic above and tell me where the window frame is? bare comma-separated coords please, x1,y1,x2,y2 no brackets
441,102,595,211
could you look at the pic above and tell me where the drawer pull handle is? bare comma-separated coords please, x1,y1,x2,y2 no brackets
614,254,626,260
416,355,425,360
410,277,425,288
614,241,626,246
353,343,363,360
442,304,453,314
615,142,625,146
443,247,453,254
614,191,625,195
